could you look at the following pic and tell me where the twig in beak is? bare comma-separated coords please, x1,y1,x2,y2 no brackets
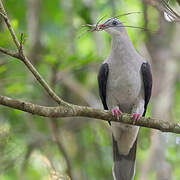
81,24,101,32
95,15,106,30
81,15,106,32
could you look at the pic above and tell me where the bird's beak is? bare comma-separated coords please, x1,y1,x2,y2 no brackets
97,23,108,30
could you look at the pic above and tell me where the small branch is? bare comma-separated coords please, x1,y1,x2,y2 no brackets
50,120,73,180
145,0,180,22
20,54,67,106
48,65,74,180
1,95,180,134
0,1,67,106
19,33,25,54
19,143,36,180
0,46,66,106
0,3,20,48
0,47,19,58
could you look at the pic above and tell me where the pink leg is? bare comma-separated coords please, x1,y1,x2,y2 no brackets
132,113,141,124
112,107,122,120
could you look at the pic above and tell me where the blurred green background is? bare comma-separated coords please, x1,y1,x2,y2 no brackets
0,0,180,179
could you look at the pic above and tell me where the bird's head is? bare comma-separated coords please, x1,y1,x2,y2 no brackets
97,18,126,36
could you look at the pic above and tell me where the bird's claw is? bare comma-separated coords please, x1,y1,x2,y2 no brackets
112,108,122,120
132,113,141,124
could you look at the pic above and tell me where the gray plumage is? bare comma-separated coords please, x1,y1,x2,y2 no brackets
97,18,152,180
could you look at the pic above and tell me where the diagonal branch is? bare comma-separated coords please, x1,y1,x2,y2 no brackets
0,1,67,106
0,47,19,58
145,0,180,22
1,95,180,134
0,6,20,48
50,120,73,179
48,64,74,180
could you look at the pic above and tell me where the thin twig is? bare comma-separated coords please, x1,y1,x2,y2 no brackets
19,143,36,180
0,47,19,58
83,23,155,33
161,0,180,18
50,120,73,180
47,64,74,180
0,2,20,48
19,33,24,54
21,54,67,106
95,15,107,31
0,1,68,106
146,0,180,22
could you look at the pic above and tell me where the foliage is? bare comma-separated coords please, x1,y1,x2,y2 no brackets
0,0,180,180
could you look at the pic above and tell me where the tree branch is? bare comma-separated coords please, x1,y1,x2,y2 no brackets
1,95,180,134
50,120,73,180
0,0,180,138
0,47,19,58
0,9,20,48
48,64,74,180
145,0,180,22
0,1,67,106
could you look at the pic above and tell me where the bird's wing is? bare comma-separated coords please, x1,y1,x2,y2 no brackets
141,62,152,116
98,63,109,110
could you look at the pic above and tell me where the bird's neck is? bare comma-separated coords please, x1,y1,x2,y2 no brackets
109,33,136,60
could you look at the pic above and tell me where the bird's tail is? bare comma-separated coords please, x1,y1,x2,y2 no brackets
112,136,137,180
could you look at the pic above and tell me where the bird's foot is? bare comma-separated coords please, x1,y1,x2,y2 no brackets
112,107,122,120
132,113,141,124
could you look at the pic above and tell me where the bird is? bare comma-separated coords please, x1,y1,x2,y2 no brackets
97,18,152,180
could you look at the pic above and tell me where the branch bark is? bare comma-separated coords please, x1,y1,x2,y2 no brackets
1,95,180,134
48,64,74,180
0,1,67,107
145,0,180,22
0,47,19,58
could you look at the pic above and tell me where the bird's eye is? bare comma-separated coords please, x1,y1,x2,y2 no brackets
112,20,118,26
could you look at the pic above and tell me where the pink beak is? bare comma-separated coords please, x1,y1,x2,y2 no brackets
98,24,105,30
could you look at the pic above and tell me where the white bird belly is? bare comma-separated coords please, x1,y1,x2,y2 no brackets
106,65,142,112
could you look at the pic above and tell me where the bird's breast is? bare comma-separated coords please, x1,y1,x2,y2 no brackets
106,62,142,111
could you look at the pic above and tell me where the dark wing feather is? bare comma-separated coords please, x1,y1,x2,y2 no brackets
141,62,152,116
98,63,109,110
